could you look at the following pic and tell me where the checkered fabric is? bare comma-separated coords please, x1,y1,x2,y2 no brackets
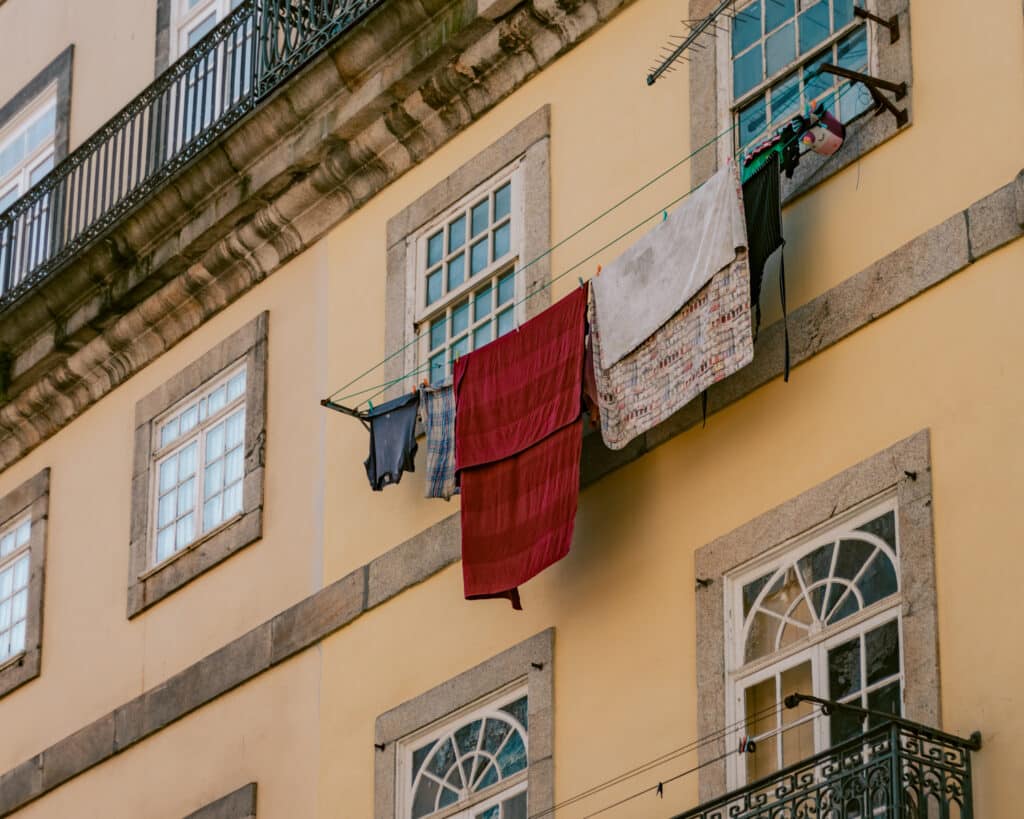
421,383,458,499
589,250,754,451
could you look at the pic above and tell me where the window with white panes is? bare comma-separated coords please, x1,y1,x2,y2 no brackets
399,686,529,819
725,497,904,787
172,0,246,59
0,516,31,664
151,365,247,565
0,89,57,214
413,163,523,385
728,0,874,154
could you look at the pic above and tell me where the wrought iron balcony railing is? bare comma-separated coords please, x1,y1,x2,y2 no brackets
0,0,385,311
674,696,981,819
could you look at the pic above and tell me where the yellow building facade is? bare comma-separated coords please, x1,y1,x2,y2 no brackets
0,0,1020,816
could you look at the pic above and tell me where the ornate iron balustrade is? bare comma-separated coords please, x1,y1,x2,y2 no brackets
673,718,980,819
0,0,386,311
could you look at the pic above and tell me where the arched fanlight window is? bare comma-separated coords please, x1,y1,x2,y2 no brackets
407,692,528,819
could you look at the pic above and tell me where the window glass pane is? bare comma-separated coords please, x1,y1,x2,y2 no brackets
732,2,762,56
835,539,874,580
497,308,515,337
427,231,444,266
26,107,56,152
781,665,814,767
430,318,446,350
0,137,25,180
227,370,246,400
429,352,446,385
474,324,492,348
857,551,898,607
497,273,514,305
156,527,175,562
833,0,854,29
474,286,493,321
837,25,867,70
769,71,801,127
176,477,195,516
161,417,181,447
471,238,489,275
493,223,511,260
765,0,794,31
0,534,12,557
175,513,195,546
187,12,217,47
223,481,242,517
447,253,465,291
451,300,470,337
178,441,198,479
0,188,17,212
733,45,763,99
501,695,528,729
765,22,796,76
865,620,900,685
494,182,511,221
744,677,777,780
203,495,223,531
448,215,466,252
856,510,896,553
450,335,469,365
15,522,29,547
225,409,245,447
426,269,442,306
798,1,830,53
828,637,861,699
471,199,489,237
0,602,8,629
830,704,863,746
738,95,768,149
502,792,527,819
867,680,901,726
205,459,225,498
29,155,54,186
13,554,28,589
9,621,25,655
496,730,527,776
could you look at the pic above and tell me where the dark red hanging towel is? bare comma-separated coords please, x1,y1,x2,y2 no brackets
454,285,588,609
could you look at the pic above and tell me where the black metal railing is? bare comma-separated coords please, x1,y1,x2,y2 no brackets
674,719,979,819
0,0,385,311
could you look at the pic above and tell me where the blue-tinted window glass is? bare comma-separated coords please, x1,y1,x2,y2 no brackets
447,253,465,291
474,286,493,320
450,335,469,365
26,107,56,152
733,45,763,98
738,95,768,148
765,0,794,31
497,308,515,336
473,324,492,348
451,300,470,336
448,215,466,252
471,238,489,275
427,232,444,266
799,1,831,54
803,50,833,104
493,223,511,260
497,273,514,305
429,352,446,385
732,2,761,56
833,0,854,29
471,199,489,237
770,71,801,126
426,269,442,306
837,25,867,70
494,182,511,220
765,22,796,76
430,318,446,351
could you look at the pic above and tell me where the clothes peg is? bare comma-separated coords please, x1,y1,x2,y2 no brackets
367,400,374,411
578,276,585,288
596,264,602,276
662,210,668,221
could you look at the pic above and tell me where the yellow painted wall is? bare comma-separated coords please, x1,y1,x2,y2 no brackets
0,0,156,147
0,0,1020,814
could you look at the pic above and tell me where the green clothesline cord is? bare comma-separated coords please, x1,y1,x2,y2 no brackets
334,79,859,410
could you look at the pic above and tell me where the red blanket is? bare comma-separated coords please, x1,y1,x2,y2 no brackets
454,286,588,608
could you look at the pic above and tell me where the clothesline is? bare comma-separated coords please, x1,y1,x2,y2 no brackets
329,78,858,410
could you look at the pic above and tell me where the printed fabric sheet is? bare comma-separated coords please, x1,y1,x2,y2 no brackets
589,251,754,451
454,286,587,608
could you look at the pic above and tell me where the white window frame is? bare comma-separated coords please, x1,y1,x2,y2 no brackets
723,494,904,788
170,0,242,61
148,362,248,569
715,0,878,161
396,682,529,819
405,160,527,386
0,85,58,212
0,514,32,666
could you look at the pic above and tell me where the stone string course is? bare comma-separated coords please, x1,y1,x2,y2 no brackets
0,174,1020,816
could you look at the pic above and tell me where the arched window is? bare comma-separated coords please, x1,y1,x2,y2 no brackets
404,690,528,819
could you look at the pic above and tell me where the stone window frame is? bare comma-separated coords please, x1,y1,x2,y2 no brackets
128,312,267,618
183,782,257,819
0,468,49,699
688,0,912,200
0,45,74,179
374,629,554,819
384,105,552,397
693,429,939,802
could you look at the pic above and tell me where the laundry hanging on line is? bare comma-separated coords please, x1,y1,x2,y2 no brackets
421,383,458,500
363,390,420,491
454,285,588,610
587,160,753,450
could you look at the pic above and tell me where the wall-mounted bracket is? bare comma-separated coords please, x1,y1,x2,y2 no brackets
815,64,908,128
854,5,900,44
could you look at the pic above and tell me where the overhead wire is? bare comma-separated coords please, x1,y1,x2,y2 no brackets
330,77,861,411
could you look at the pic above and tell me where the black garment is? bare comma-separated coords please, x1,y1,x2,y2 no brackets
363,391,420,491
742,152,790,380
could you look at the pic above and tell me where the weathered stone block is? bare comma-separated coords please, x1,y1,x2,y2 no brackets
0,755,42,813
184,782,258,819
366,514,461,609
40,715,115,790
967,179,1023,259
271,568,366,665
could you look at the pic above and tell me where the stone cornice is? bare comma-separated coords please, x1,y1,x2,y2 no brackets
0,0,637,472
0,175,1020,816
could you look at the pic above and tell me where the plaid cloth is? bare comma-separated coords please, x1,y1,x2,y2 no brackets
589,250,754,451
421,383,458,500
